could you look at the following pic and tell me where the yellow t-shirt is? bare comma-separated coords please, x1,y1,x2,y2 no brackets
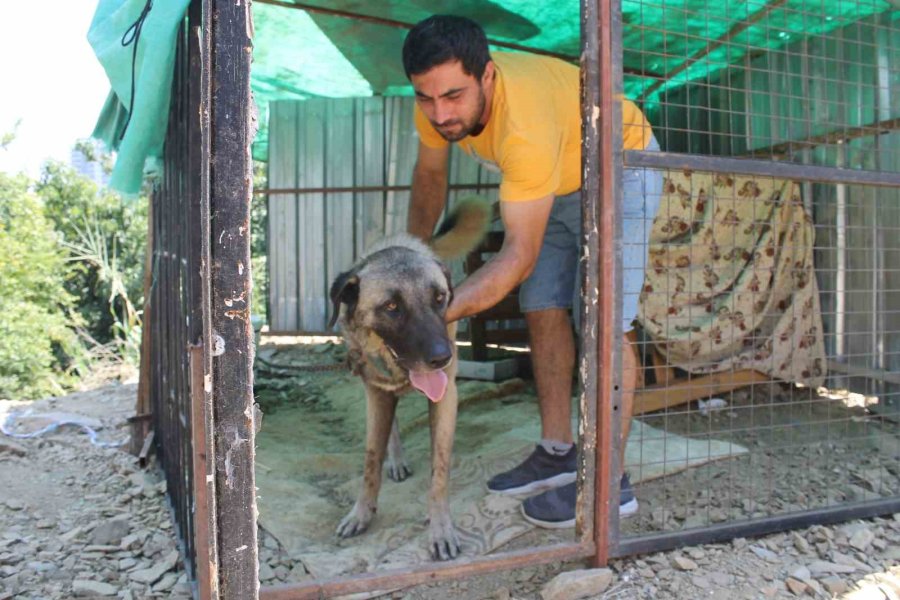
414,52,652,202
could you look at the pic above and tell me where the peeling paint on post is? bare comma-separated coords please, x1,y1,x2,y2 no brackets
578,0,603,552
205,0,259,596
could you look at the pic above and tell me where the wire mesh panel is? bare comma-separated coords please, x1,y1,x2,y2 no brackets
611,0,900,554
150,6,205,583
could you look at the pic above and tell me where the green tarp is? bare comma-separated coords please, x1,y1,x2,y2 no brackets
89,0,898,193
89,0,190,195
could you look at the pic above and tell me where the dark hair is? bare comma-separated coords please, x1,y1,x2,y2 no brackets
402,15,491,80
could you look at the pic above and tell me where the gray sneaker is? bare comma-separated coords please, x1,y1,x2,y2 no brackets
487,445,577,495
521,474,639,529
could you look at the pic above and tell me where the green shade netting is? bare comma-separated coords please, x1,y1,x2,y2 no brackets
89,0,191,195
90,0,898,190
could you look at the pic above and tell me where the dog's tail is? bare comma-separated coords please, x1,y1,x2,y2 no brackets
429,196,492,261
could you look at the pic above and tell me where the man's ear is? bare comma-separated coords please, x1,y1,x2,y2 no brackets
328,269,360,329
482,60,495,86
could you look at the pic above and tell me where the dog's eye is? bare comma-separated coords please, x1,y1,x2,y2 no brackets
384,301,398,313
435,292,445,304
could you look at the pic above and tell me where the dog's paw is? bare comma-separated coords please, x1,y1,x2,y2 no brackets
386,458,412,482
428,513,461,560
336,502,375,538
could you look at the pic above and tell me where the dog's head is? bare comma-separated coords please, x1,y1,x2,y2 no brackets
329,246,454,374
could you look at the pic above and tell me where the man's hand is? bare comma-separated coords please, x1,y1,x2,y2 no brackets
408,142,450,240
446,194,554,323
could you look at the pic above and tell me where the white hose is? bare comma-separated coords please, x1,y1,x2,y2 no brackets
1,409,127,448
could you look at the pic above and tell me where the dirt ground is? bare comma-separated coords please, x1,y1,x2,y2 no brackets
1,371,899,599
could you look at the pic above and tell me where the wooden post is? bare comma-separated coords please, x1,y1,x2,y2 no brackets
204,0,259,597
132,197,155,456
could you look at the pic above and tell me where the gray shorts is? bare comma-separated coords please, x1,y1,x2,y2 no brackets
518,136,663,330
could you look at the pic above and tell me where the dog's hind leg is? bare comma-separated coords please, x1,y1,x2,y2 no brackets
427,378,461,560
337,385,398,538
385,415,412,482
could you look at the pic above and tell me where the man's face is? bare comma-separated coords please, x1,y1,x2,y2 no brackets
411,60,491,142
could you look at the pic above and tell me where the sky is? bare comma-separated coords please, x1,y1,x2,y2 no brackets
0,1,110,178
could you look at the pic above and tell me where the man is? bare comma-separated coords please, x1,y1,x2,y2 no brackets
402,15,662,528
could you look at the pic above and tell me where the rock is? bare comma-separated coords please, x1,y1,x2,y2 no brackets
90,516,130,546
687,548,706,560
750,546,779,562
129,551,178,586
152,572,179,592
831,551,869,571
4,500,25,511
807,560,857,575
691,575,711,589
785,577,807,596
849,527,875,551
72,579,118,597
0,440,27,457
83,545,118,553
493,586,511,600
789,565,811,581
540,568,613,600
820,576,848,595
119,533,142,551
26,561,56,573
671,556,698,571
792,533,811,554
59,527,82,543
259,562,276,582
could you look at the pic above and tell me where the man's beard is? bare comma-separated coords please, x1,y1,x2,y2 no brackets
433,88,486,142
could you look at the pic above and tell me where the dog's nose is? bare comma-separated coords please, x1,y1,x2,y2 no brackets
428,341,452,369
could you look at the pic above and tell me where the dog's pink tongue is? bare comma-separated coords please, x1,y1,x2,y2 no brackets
409,370,449,403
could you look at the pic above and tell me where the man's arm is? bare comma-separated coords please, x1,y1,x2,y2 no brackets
446,194,554,323
408,142,450,240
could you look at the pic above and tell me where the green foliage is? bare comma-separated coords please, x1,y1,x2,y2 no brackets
36,161,148,354
0,157,149,399
0,173,80,399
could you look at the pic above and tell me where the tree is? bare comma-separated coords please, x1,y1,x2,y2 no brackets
36,161,147,356
0,172,80,399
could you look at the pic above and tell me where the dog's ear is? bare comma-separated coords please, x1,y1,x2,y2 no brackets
328,269,360,329
438,261,454,304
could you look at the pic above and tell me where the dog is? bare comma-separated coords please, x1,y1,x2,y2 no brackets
328,197,490,560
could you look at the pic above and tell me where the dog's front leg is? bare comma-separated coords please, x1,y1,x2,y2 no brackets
337,385,398,538
386,415,412,482
427,378,460,560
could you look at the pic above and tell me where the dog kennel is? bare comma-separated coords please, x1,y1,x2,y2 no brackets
129,0,900,597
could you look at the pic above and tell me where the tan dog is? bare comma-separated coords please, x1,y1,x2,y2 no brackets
328,198,490,560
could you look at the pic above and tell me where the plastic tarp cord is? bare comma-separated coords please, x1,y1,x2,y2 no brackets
88,0,190,195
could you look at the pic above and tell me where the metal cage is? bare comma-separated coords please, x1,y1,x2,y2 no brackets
146,0,900,598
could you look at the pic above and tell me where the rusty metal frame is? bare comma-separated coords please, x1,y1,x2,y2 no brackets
253,0,615,597
203,0,259,596
147,0,900,596
253,183,500,196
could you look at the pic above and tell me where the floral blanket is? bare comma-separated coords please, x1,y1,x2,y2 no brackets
638,170,826,387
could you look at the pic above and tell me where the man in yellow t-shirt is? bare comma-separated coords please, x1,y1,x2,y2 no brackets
403,15,662,528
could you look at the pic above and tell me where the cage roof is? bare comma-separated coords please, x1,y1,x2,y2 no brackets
249,0,898,159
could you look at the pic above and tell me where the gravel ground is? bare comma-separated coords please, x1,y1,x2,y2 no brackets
2,382,898,600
